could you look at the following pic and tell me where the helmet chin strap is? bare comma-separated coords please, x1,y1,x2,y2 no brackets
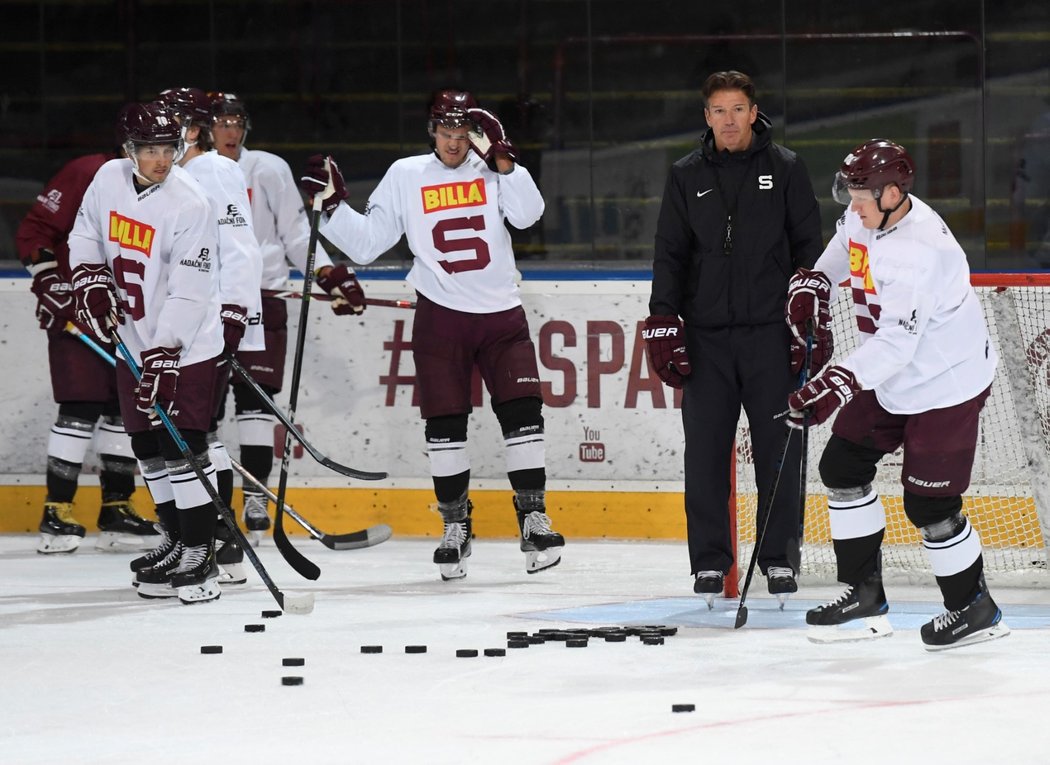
875,193,909,230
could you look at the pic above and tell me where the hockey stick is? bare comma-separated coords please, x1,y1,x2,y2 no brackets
224,352,386,481
734,426,795,629
111,332,313,614
791,320,815,574
262,289,415,310
229,458,393,550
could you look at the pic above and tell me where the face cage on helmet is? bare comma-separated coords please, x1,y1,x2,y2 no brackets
124,137,186,183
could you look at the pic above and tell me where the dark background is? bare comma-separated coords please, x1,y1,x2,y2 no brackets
2,0,1049,272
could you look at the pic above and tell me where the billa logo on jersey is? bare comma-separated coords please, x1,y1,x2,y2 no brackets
108,211,155,257
420,179,487,213
848,239,876,294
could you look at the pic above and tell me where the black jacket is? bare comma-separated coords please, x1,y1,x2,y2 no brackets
650,114,822,327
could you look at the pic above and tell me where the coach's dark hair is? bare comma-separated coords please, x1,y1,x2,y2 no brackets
701,71,756,106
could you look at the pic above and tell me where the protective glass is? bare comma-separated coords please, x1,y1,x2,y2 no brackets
831,172,881,205
213,117,246,130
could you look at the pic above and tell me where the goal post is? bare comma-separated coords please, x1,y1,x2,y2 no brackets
731,272,1050,587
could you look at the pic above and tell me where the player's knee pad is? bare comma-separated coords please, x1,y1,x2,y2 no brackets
48,411,97,465
94,413,133,459
910,497,980,578
903,490,963,530
233,381,278,414
130,431,161,462
158,429,208,462
493,396,543,436
235,409,276,448
57,401,105,423
131,433,174,505
818,435,882,489
494,397,545,475
425,414,469,478
826,483,886,541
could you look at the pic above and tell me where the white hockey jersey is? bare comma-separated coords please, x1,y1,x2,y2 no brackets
182,150,264,351
238,147,333,290
68,159,223,367
320,151,544,313
816,195,996,414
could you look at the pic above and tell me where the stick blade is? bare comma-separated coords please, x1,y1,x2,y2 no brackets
319,457,388,481
734,605,749,629
321,524,393,550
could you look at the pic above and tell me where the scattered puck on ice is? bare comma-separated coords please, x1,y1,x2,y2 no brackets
405,645,428,654
507,631,527,638
525,635,546,644
566,639,588,648
456,649,479,658
484,648,506,657
672,703,695,713
200,645,223,654
244,624,265,633
642,636,665,645
261,610,282,619
658,626,678,636
507,640,529,649
281,676,304,686
604,633,627,642
360,645,383,654
282,658,305,667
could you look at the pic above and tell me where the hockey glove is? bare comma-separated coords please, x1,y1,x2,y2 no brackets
786,268,833,376
135,346,180,415
465,107,518,169
642,315,692,389
299,154,348,216
29,252,74,331
220,303,248,354
786,364,859,429
71,263,122,342
316,264,366,316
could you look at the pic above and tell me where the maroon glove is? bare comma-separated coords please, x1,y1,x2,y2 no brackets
29,254,74,331
71,263,122,342
135,346,180,415
299,154,348,216
786,268,833,376
465,107,518,167
642,315,692,389
316,264,366,316
220,303,248,354
787,364,859,429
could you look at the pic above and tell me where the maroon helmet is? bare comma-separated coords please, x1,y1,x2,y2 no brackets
156,87,212,127
118,102,183,146
209,91,252,131
428,89,478,135
833,139,915,203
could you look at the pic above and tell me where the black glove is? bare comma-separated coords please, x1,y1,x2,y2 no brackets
299,154,348,216
642,315,691,389
29,252,74,331
316,264,366,315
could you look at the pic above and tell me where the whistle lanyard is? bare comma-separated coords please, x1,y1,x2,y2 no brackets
710,155,754,256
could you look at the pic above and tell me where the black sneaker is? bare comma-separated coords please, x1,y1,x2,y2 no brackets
96,500,160,551
806,573,892,642
921,590,1010,651
171,543,221,604
37,502,86,554
693,570,724,610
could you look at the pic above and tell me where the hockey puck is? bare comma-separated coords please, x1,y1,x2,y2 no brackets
405,645,428,654
200,645,223,654
281,676,304,686
360,645,383,654
261,610,282,619
483,648,506,657
672,703,695,713
525,635,546,644
642,636,665,645
507,640,529,649
604,633,627,642
244,624,265,633
566,639,588,648
282,657,305,667
658,626,678,636
507,631,527,638
456,649,479,658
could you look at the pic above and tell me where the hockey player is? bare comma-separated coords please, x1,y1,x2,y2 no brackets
299,89,564,580
16,112,158,554
786,139,1009,650
157,86,264,584
68,102,225,604
209,91,366,543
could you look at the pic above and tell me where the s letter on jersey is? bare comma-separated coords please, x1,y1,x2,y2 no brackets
421,179,487,214
109,211,155,257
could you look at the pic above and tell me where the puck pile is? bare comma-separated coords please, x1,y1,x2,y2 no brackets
506,624,677,648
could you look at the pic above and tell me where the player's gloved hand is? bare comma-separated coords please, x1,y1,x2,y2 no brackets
135,346,180,415
465,107,518,169
786,364,859,429
316,264,366,315
71,263,122,342
220,303,248,354
299,154,348,216
642,315,692,389
786,268,833,376
29,251,74,331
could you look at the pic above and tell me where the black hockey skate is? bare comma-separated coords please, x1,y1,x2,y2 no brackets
171,542,221,605
215,522,247,586
806,572,892,643
136,541,184,599
129,525,177,575
921,584,1010,651
96,500,160,552
434,516,472,581
37,502,86,554
242,492,270,547
766,566,798,610
515,498,564,574
693,570,724,610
